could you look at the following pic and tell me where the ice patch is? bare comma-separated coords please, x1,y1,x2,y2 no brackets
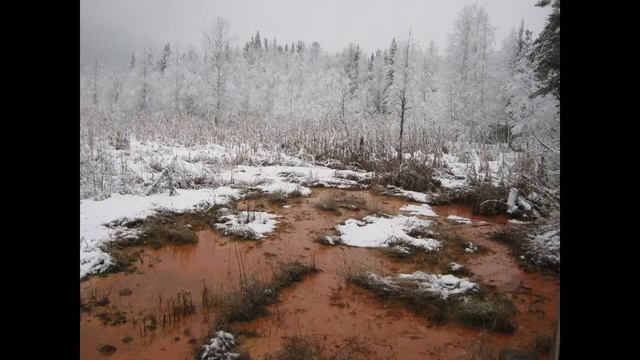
336,215,441,251
400,204,438,217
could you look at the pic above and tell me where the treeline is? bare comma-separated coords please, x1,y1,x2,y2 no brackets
80,1,559,189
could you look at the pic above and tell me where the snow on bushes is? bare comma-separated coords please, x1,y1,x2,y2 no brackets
200,331,241,360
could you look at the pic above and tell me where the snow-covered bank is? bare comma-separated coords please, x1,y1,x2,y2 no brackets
80,139,559,278
80,187,241,278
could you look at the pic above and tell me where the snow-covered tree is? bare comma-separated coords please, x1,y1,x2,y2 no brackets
203,17,233,124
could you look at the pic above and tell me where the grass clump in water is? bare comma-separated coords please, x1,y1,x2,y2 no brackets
213,260,319,325
346,269,516,333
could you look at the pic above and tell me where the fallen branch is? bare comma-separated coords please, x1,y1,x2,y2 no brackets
530,126,558,154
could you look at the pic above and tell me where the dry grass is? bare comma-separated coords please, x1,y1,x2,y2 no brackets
81,288,111,310
490,225,559,274
315,193,367,213
431,183,509,216
267,188,305,204
159,289,196,328
212,260,319,325
266,336,325,360
372,159,441,193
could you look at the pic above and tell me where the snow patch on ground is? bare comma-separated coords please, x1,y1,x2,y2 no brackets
465,242,479,253
256,181,312,197
450,262,464,272
400,204,438,217
201,331,241,360
366,271,477,299
81,139,373,201
383,186,431,203
214,211,278,239
80,141,377,278
447,215,473,224
80,187,241,279
336,215,441,251
221,165,370,193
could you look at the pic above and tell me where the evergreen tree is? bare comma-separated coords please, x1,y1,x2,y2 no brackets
254,31,262,50
383,39,398,114
130,52,136,69
530,0,560,100
158,43,172,74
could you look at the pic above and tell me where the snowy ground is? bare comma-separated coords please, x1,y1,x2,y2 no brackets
80,141,378,278
335,215,441,252
80,139,557,278
80,187,241,278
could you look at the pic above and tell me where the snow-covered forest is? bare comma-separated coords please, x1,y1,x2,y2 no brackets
80,1,560,359
80,2,559,204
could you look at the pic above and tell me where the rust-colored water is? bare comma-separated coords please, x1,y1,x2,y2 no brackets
80,188,559,360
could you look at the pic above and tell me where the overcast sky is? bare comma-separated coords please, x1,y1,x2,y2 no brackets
81,0,552,67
